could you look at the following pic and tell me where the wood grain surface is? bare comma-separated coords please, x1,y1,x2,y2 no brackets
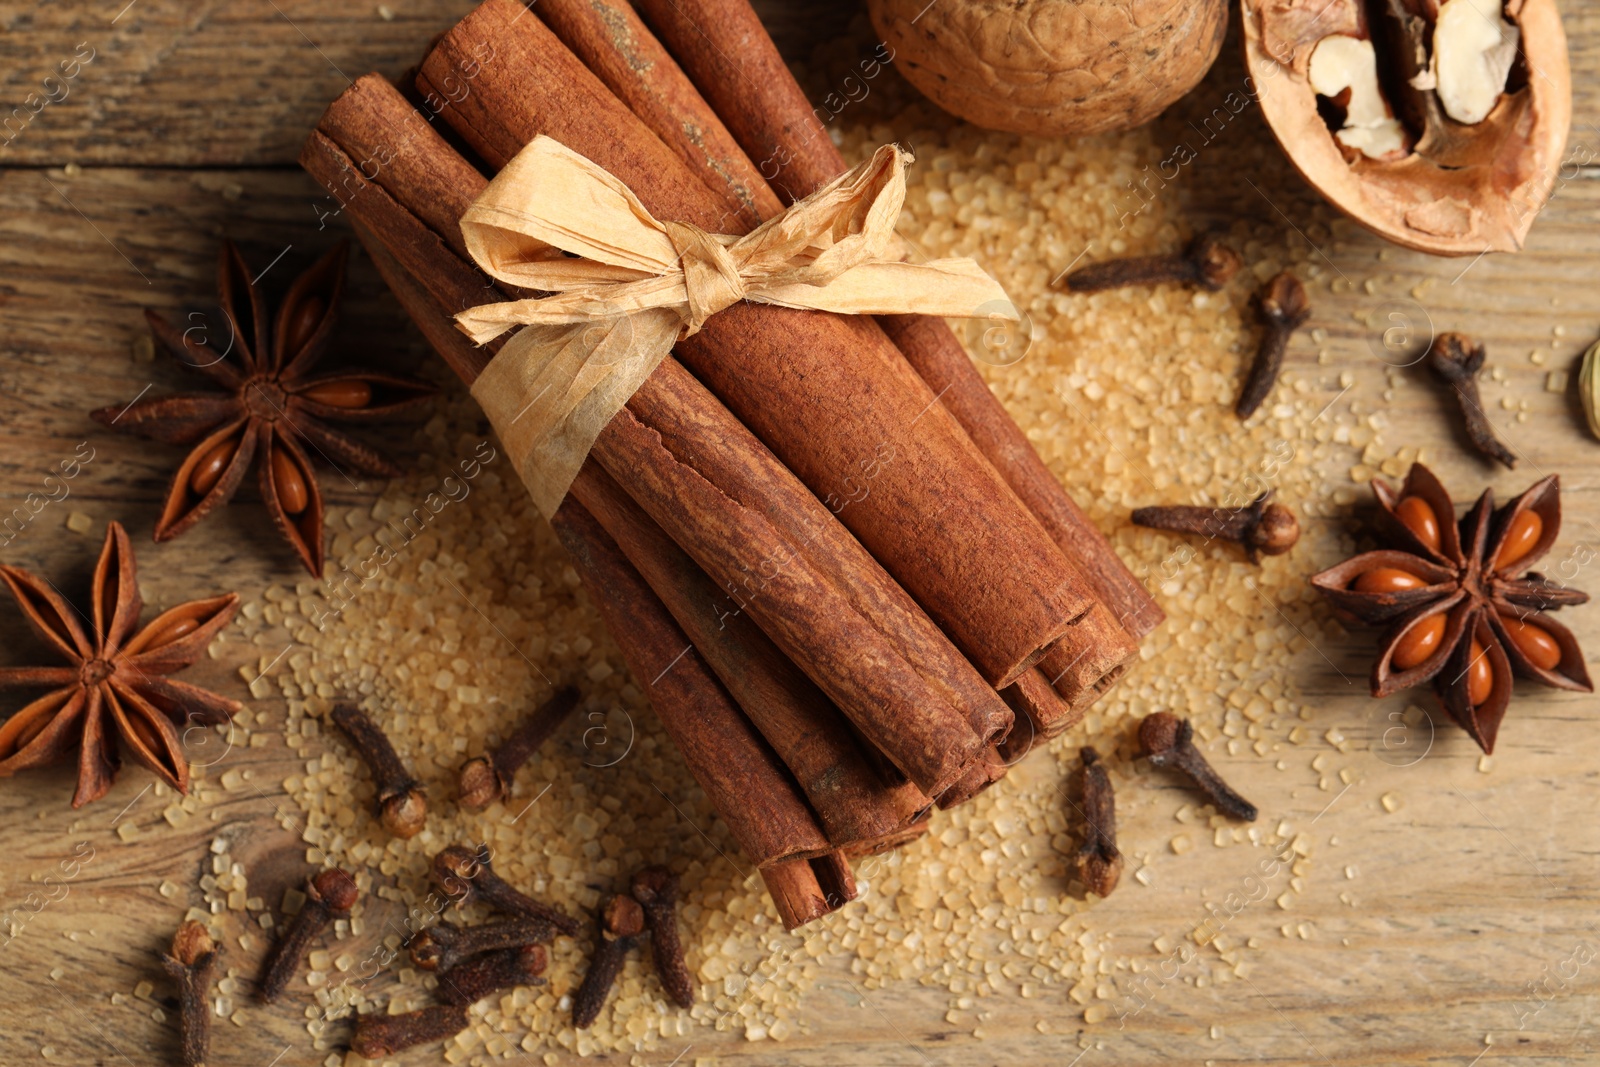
2,2,1600,1066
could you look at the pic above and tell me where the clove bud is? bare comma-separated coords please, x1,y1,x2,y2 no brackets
1235,271,1310,418
571,893,645,1028
1427,332,1516,468
409,917,554,973
1132,490,1299,562
257,867,358,1002
330,702,427,838
161,921,218,1067
431,844,582,936
631,865,693,1009
1139,712,1258,821
457,686,580,811
350,1004,469,1058
435,944,548,1006
1074,747,1123,898
1060,234,1241,294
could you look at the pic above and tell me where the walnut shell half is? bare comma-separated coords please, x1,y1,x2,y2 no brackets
868,0,1229,137
1242,0,1571,255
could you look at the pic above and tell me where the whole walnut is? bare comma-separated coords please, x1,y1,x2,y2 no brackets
868,0,1229,136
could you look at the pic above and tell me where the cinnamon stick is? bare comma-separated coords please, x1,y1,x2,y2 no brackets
935,746,1009,810
760,851,859,932
357,211,928,853
358,227,856,929
570,462,933,848
304,75,995,796
552,498,833,870
844,813,931,857
539,0,1145,709
417,0,1095,690
1004,667,1082,742
633,0,1165,644
535,0,773,232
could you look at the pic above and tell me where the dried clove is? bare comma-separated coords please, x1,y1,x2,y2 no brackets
1131,490,1299,561
409,917,554,973
1139,712,1258,821
1074,747,1123,898
1427,332,1517,468
435,944,548,1006
257,867,359,1002
630,865,693,1009
350,1003,469,1058
161,921,218,1067
330,702,427,838
572,892,645,1028
1060,234,1242,294
1235,271,1310,418
431,844,582,936
458,686,580,811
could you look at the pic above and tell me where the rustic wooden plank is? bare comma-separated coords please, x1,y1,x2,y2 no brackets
0,0,478,166
0,0,862,167
0,165,440,586
2,3,1600,1065
3,168,1600,1063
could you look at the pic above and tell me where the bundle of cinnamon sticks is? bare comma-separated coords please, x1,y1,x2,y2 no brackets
300,0,1161,930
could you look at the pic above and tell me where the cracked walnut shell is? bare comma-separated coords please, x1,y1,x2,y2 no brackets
1242,0,1571,255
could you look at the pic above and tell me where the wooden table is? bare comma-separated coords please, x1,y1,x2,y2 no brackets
2,2,1599,1064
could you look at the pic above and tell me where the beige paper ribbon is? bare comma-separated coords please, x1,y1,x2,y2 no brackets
456,135,1017,517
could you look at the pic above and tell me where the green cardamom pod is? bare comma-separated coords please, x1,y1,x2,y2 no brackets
1582,339,1600,441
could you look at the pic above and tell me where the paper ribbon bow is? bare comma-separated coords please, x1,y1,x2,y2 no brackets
455,135,1017,518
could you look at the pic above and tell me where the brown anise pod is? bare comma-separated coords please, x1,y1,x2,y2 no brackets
1243,0,1571,254
91,241,436,576
0,523,241,806
1312,463,1590,753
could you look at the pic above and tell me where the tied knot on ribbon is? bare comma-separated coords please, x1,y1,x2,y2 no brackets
661,221,745,336
454,135,1018,518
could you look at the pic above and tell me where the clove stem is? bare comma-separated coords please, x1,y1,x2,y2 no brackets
330,702,427,838
1062,234,1241,294
1074,747,1122,898
1235,271,1310,418
162,921,218,1067
1139,712,1258,821
1427,332,1516,468
257,868,358,1003
457,686,580,811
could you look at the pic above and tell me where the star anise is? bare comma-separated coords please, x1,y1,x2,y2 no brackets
1312,463,1591,754
91,241,436,576
0,522,241,807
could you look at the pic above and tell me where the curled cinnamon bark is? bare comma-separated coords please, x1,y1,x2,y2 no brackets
303,75,996,796
537,0,1147,739
418,0,1095,691
571,463,932,848
357,230,850,926
627,0,1163,644
760,852,859,931
553,499,836,869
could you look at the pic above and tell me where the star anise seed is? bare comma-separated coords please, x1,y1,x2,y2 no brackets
1312,463,1591,754
91,241,437,577
0,522,242,806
